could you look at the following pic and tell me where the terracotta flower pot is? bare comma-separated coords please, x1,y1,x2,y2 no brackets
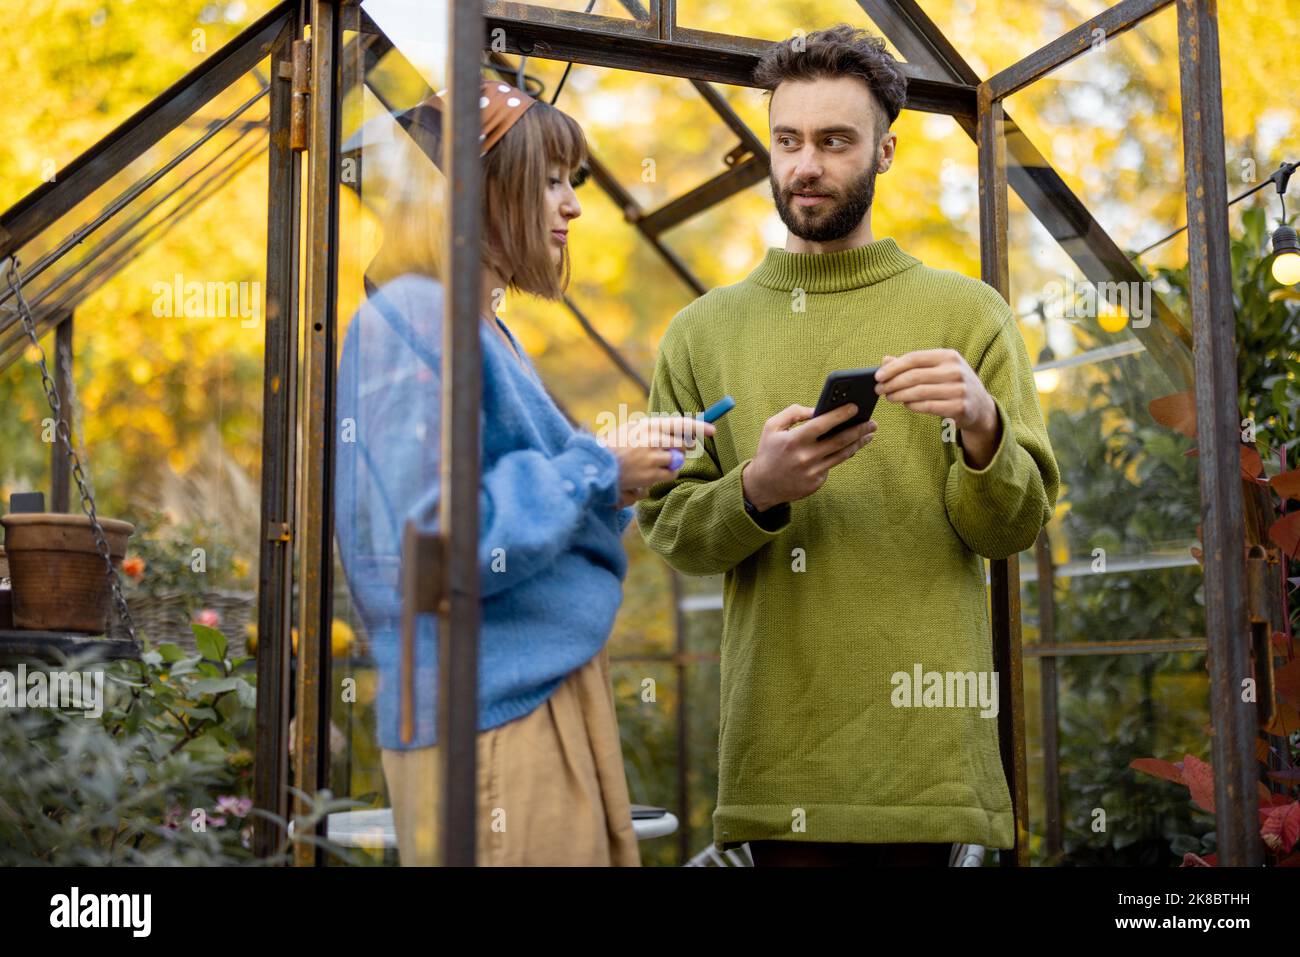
0,513,134,634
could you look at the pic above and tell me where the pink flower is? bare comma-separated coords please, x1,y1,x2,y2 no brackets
195,608,221,628
216,795,253,818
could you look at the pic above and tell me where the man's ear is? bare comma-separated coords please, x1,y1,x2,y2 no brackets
875,130,897,174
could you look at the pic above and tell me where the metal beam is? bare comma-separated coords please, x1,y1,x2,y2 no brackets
1033,530,1062,859
439,0,486,869
636,155,769,237
294,0,342,868
1175,0,1259,867
50,314,73,513
484,8,976,116
976,84,1030,868
253,12,300,860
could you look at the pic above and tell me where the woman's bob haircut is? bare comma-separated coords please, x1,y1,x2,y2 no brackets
482,99,588,302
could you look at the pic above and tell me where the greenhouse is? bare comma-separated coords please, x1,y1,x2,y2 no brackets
0,0,1296,874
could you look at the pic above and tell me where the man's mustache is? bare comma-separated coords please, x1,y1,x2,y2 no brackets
783,181,839,200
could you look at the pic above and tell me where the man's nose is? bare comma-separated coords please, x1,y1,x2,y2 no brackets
791,147,822,184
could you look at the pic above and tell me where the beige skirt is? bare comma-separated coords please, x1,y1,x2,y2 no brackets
380,645,641,866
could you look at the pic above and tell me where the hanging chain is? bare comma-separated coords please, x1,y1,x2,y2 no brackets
3,255,136,643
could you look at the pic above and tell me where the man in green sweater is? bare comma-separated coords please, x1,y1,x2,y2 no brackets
635,24,1060,867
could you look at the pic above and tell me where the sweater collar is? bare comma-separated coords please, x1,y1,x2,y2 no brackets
748,237,920,294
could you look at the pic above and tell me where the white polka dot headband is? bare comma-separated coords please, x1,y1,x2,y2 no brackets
477,80,538,155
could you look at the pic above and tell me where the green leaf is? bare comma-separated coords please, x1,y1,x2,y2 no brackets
188,677,239,696
234,679,256,710
191,624,228,663
157,643,186,663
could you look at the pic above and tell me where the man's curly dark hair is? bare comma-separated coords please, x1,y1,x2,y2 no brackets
752,24,908,139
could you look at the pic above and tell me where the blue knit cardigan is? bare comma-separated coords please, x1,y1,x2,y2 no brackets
334,273,633,750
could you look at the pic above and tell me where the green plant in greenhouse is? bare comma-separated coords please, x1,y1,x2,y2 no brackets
1123,204,1300,867
0,624,363,865
1039,204,1299,866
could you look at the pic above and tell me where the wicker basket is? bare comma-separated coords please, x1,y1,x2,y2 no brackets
116,589,258,656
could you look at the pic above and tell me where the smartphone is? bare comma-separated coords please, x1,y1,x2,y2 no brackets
812,368,880,440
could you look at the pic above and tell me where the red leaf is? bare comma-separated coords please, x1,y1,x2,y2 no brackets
1179,445,1262,479
1276,657,1300,709
1150,392,1198,437
1269,511,1300,561
1265,791,1294,808
1183,754,1217,813
1241,444,1264,479
1270,469,1300,501
1261,801,1300,854
1181,852,1215,867
1131,757,1186,786
1279,852,1300,867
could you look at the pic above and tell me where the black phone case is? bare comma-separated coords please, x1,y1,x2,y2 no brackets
812,367,881,440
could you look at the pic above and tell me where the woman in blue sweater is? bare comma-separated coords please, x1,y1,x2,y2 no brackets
335,80,711,866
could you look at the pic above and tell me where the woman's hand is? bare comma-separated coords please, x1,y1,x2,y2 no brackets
602,415,716,506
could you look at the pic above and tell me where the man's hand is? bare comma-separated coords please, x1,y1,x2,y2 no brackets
873,349,1001,469
741,403,877,511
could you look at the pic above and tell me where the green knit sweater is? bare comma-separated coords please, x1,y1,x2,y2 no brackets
635,237,1060,850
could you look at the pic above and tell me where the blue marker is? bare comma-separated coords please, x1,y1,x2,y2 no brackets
668,396,734,471
700,395,735,423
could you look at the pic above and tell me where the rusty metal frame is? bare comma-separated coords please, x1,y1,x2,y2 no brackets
253,10,301,859
1173,0,1260,866
50,313,73,514
293,0,344,867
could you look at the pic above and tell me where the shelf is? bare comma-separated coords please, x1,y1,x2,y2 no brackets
0,629,142,666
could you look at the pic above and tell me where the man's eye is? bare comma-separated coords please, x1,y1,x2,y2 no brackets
826,137,847,148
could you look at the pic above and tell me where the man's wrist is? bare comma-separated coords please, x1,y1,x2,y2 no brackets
740,462,777,513
959,399,1002,469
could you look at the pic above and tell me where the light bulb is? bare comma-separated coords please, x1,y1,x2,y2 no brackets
1034,368,1061,393
1272,225,1300,285
1272,251,1300,286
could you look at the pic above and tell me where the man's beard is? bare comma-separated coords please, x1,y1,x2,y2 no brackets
771,163,877,243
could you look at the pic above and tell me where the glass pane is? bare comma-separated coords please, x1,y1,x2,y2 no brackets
0,0,280,212
1004,11,1187,271
1002,5,1224,866
677,0,903,55
911,0,1114,77
0,60,272,862
330,0,453,866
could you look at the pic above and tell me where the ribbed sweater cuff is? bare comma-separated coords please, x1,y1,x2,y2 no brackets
724,458,792,544
955,397,1013,480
